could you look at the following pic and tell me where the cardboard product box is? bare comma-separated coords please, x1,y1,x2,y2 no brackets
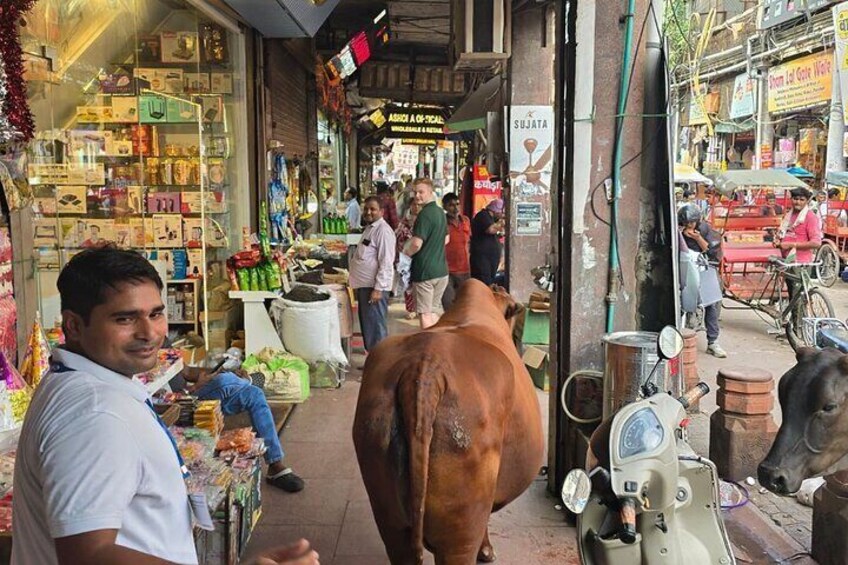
522,310,550,346
522,345,550,391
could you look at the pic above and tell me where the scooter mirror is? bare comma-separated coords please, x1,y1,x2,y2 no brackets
657,325,684,360
561,469,592,515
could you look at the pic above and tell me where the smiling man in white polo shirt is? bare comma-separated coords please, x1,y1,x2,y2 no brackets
12,247,319,565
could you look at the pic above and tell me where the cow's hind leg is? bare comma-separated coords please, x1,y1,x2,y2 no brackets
476,528,496,562
372,517,420,565
434,548,483,565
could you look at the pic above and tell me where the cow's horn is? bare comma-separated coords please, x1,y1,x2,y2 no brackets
796,347,817,362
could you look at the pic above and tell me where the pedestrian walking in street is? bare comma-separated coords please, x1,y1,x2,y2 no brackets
378,182,400,230
405,178,449,329
470,198,505,286
344,187,362,231
12,246,319,565
349,196,396,352
395,200,421,318
678,204,726,358
441,192,471,310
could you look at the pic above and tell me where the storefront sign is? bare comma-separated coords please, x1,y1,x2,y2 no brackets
767,51,833,114
834,4,848,125
730,73,757,120
508,105,554,197
762,0,838,30
385,107,446,140
473,164,501,213
516,203,543,235
688,85,708,126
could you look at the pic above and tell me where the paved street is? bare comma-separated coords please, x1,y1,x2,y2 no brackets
241,279,848,562
688,280,848,552
242,305,578,564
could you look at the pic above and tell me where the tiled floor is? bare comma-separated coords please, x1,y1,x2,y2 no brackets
241,305,578,564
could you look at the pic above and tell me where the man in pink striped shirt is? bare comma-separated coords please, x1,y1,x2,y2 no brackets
349,196,397,352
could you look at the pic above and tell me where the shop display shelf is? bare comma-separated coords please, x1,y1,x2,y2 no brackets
321,233,362,245
0,426,21,455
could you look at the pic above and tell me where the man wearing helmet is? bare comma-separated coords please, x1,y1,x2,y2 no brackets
679,204,726,358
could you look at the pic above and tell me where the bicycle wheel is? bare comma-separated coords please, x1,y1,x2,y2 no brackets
786,289,836,351
816,244,840,288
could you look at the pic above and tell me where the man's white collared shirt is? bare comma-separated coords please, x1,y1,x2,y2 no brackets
12,349,197,565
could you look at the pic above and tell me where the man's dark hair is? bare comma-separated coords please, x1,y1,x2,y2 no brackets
57,246,163,323
443,192,459,205
363,195,382,207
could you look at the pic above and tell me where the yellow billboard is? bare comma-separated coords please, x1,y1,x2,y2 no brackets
767,51,833,113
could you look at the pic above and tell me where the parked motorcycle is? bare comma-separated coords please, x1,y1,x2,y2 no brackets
561,326,735,565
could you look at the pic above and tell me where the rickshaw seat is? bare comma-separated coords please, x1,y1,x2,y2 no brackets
820,327,848,353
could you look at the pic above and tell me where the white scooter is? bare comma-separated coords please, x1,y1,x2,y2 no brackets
561,327,736,565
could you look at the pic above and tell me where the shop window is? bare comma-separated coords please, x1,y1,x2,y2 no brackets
22,0,250,348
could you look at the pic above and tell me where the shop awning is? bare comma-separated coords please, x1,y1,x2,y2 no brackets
783,166,815,179
223,0,340,37
827,171,848,187
714,118,756,134
673,163,713,185
444,76,502,133
712,170,809,195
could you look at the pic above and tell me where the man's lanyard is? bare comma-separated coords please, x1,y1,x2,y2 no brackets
145,399,191,479
51,359,190,480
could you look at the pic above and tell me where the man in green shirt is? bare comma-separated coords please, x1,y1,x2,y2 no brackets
404,178,449,328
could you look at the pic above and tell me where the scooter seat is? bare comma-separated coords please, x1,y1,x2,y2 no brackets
820,327,848,353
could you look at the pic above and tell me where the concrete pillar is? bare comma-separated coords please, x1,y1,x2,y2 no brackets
551,0,675,491
754,65,770,169
827,52,845,174
507,5,555,303
709,367,778,482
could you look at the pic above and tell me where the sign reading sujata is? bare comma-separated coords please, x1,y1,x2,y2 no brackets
385,107,446,139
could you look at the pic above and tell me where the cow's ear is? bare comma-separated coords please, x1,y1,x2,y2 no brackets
506,303,524,320
838,355,848,375
796,347,817,362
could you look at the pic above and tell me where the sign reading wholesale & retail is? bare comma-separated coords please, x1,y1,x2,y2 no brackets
767,51,833,114
385,107,446,140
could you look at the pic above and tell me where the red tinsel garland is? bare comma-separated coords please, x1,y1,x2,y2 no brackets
0,0,37,144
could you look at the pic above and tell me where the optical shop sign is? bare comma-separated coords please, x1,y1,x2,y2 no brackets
385,107,446,139
767,51,833,113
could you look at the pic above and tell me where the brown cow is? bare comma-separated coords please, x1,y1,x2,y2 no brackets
760,347,848,495
352,280,545,565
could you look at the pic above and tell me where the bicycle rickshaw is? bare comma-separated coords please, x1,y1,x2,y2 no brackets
710,170,835,350
814,171,848,286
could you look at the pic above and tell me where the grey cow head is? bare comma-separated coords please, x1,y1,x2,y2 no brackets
759,348,848,495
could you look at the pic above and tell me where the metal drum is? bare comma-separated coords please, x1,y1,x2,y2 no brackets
602,331,682,419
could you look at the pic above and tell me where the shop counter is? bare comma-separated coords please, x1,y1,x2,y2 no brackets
228,291,285,356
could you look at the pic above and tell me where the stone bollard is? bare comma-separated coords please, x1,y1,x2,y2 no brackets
709,367,779,482
812,471,848,565
680,329,699,412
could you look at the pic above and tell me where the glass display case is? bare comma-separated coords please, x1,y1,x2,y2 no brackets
22,0,250,346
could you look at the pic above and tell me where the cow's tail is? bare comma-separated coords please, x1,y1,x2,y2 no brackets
397,361,444,564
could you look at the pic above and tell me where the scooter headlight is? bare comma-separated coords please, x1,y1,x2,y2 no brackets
618,407,664,459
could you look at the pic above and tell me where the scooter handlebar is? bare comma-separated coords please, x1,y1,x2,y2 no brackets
678,382,710,410
619,498,638,544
